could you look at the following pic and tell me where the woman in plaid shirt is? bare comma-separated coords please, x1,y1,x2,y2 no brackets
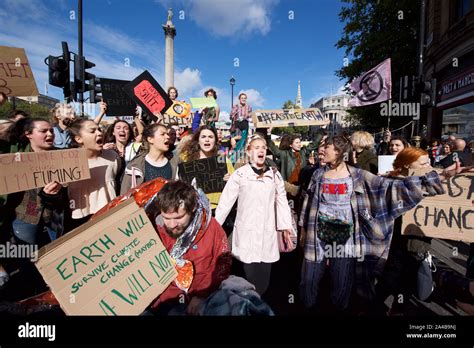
299,135,463,312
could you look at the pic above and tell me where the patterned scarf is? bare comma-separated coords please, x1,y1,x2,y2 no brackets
169,188,211,266
145,187,211,292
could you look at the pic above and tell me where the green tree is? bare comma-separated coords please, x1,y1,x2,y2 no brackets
336,0,419,133
0,100,51,120
282,100,296,110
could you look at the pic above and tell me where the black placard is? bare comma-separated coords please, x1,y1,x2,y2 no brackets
178,156,227,193
122,70,173,119
100,78,136,116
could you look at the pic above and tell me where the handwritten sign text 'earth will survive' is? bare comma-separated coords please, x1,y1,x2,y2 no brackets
34,199,177,315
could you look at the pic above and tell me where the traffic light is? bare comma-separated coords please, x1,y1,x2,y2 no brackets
74,55,95,94
399,75,417,102
73,55,102,103
89,77,102,103
419,78,437,106
47,42,72,100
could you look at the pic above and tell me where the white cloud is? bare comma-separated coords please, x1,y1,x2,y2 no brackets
0,0,243,115
85,23,163,64
239,88,265,108
309,84,349,105
219,110,230,122
174,67,202,97
0,0,167,100
2,0,53,22
156,0,278,38
337,84,350,95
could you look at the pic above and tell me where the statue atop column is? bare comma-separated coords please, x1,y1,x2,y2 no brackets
163,7,176,36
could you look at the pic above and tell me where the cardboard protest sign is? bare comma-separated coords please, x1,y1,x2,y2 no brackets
0,46,39,96
100,78,136,116
120,116,135,123
178,156,227,193
0,149,90,195
402,171,474,243
160,112,193,127
123,71,173,118
190,97,218,109
34,199,177,315
252,108,329,128
378,155,396,174
165,100,192,118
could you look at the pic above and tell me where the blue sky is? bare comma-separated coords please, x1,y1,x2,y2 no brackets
0,0,349,119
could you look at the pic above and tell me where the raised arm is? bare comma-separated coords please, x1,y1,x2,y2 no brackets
93,101,107,124
363,169,445,221
133,108,145,142
214,105,220,122
192,110,203,132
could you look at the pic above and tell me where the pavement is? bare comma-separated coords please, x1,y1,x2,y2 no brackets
263,239,471,316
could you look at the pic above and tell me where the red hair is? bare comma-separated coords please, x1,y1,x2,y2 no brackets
391,147,428,175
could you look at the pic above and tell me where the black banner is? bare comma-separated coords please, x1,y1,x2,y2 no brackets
100,78,136,116
178,156,227,193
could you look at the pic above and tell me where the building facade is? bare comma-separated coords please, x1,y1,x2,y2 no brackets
423,0,474,141
310,94,351,133
15,94,60,109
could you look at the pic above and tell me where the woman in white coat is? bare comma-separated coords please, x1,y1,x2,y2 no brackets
215,136,294,295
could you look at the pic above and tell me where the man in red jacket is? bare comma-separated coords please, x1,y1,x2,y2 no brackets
149,181,231,315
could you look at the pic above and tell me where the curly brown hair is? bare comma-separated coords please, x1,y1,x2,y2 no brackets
204,88,217,99
180,125,218,161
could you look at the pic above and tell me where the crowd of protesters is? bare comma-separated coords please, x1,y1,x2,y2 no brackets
0,88,473,316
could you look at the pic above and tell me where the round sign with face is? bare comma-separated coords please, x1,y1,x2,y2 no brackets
166,101,191,118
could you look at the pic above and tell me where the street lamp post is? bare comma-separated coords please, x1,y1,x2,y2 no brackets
230,76,235,111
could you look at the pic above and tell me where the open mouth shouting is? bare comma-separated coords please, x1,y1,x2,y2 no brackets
117,132,127,141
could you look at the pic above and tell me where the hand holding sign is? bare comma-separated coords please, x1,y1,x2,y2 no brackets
42,181,62,195
99,101,107,114
439,159,463,181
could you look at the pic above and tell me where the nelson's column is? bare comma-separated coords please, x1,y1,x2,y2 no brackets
163,8,176,90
